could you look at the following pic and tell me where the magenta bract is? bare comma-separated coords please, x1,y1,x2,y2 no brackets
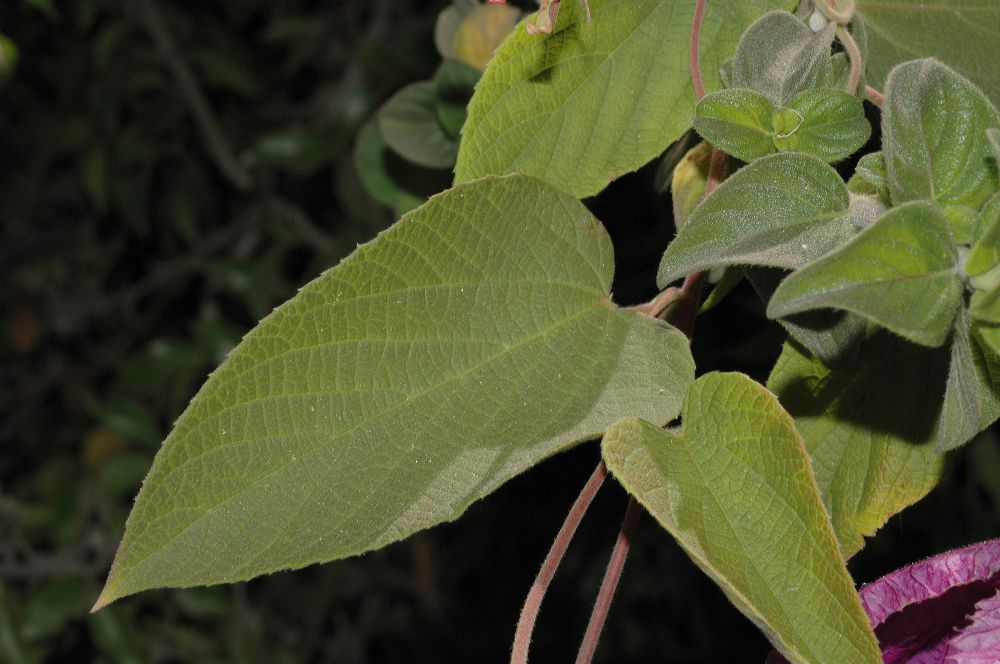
768,539,1000,663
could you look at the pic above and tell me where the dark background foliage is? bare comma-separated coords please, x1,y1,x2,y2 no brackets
2,1,999,662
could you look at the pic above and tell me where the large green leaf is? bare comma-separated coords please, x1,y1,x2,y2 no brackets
768,335,947,558
94,174,695,609
658,152,853,286
857,1,1000,107
882,59,1000,209
725,11,835,105
454,0,794,197
603,373,880,664
768,201,962,348
938,308,1000,451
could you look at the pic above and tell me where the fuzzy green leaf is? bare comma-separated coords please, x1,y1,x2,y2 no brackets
454,0,794,197
748,267,865,368
768,335,948,557
693,88,775,163
602,373,881,664
768,201,961,347
658,152,853,286
378,81,457,169
773,89,871,163
727,11,835,105
94,175,696,609
968,203,1000,291
857,1,1000,107
938,308,1000,451
883,59,1000,209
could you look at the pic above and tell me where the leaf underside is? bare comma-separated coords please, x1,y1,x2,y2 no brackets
95,174,695,609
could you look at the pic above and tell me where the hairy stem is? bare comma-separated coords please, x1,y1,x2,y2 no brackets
510,461,608,664
690,0,708,100
631,287,682,319
864,84,885,107
574,497,642,664
836,24,863,96
818,0,854,25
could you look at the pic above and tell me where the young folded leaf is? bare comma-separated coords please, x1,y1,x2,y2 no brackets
769,335,947,558
767,201,962,347
883,58,1000,210
93,175,696,610
602,373,881,664
658,152,853,286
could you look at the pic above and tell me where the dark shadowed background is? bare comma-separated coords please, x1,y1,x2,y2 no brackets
2,1,999,662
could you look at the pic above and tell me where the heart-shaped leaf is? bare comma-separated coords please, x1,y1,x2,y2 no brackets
658,152,853,286
882,59,1000,210
455,0,794,197
768,201,962,348
603,373,881,664
94,174,695,609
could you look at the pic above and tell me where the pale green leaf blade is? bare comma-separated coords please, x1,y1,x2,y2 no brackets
857,1,1000,107
693,88,775,163
670,140,713,231
938,308,1000,451
767,335,947,558
968,202,1000,290
377,81,457,169
602,373,880,664
971,287,1000,324
774,89,871,163
882,59,1000,209
454,0,794,198
727,11,835,105
657,152,853,286
767,201,962,347
95,174,696,609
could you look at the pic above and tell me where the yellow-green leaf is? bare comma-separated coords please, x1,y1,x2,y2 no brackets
603,373,880,664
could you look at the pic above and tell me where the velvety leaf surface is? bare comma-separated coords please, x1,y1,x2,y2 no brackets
937,308,1000,452
658,152,853,286
768,201,962,348
857,1,1000,107
454,0,793,197
94,174,696,608
693,88,775,163
603,373,881,664
726,10,835,105
768,335,947,558
377,81,457,169
882,59,1000,210
669,140,713,231
774,89,871,163
748,267,865,368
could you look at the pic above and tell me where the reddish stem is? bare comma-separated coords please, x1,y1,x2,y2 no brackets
510,461,608,664
864,84,885,108
574,497,643,664
690,0,708,100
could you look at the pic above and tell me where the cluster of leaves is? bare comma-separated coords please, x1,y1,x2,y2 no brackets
9,0,1000,661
